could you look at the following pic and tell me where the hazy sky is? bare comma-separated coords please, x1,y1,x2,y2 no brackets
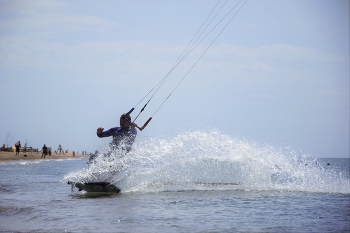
0,0,349,158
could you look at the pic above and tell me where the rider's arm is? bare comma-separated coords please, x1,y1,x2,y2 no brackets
96,127,118,138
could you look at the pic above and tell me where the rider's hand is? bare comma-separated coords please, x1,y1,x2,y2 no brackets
97,127,104,134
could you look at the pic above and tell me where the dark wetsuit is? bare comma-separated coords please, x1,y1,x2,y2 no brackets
89,126,137,164
97,127,137,152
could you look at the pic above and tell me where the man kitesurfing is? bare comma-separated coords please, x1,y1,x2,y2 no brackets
96,113,138,153
71,111,146,192
88,112,139,164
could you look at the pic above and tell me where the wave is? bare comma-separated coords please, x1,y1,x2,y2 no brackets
63,130,350,194
0,205,35,217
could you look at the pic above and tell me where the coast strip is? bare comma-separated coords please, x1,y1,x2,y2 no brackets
0,151,88,162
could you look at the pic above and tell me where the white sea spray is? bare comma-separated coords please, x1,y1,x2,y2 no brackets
63,130,350,194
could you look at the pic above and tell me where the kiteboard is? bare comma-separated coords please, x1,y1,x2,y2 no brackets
68,181,121,193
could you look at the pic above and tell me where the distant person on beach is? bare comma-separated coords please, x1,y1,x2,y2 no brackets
58,144,62,154
89,113,138,164
15,141,21,155
42,144,48,159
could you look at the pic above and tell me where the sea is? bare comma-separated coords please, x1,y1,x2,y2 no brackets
0,131,349,233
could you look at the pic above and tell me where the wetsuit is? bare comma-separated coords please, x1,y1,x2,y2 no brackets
88,126,137,165
97,126,137,152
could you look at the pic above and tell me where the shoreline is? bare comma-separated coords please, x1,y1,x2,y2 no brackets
0,151,89,162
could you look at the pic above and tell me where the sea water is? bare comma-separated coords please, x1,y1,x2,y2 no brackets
0,130,349,232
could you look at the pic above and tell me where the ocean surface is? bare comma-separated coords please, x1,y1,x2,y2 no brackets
0,131,349,233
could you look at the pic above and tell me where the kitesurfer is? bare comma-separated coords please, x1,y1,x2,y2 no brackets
96,113,138,151
88,113,138,164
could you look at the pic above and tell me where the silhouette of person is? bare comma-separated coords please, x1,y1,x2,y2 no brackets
42,144,48,159
15,141,21,155
58,144,62,154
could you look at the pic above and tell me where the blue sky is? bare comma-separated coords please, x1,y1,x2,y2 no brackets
0,0,349,158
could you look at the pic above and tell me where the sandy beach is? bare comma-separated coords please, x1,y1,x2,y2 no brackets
0,151,88,162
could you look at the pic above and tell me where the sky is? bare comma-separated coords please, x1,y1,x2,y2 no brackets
0,0,349,158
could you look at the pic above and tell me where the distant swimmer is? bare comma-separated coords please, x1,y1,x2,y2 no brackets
89,113,138,164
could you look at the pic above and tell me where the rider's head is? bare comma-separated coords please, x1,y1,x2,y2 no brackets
120,113,131,128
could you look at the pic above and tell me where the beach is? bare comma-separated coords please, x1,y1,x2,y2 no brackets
0,151,88,162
